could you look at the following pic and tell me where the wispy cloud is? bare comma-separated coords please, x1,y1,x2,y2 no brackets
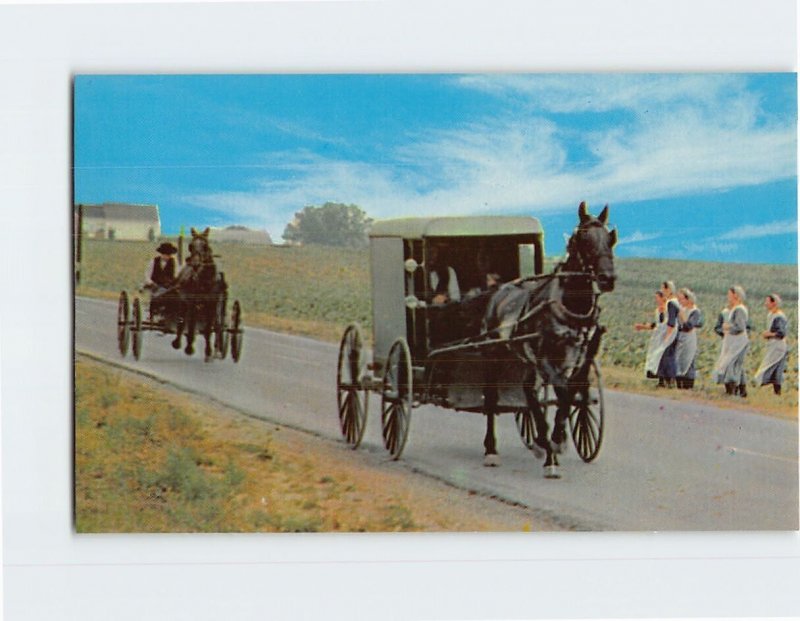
184,75,796,240
455,74,755,117
681,240,739,256
618,230,661,245
717,219,797,240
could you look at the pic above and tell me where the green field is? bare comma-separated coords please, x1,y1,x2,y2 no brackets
76,239,797,415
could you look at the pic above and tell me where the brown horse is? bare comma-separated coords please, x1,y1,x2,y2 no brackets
481,202,617,477
171,227,222,362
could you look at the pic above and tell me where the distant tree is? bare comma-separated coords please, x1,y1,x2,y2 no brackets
282,202,373,247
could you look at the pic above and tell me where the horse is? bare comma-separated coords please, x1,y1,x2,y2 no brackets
480,201,617,477
171,227,221,362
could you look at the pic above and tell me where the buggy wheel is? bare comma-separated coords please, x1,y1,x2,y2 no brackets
569,361,605,462
214,295,229,359
229,300,243,362
117,290,130,356
131,297,143,360
336,324,369,449
381,338,412,460
514,384,548,451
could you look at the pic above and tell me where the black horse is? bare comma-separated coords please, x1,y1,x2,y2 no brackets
171,227,222,362
481,202,617,477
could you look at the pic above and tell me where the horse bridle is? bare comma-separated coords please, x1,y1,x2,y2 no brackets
565,220,609,279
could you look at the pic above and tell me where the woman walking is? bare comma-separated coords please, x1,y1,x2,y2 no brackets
713,285,750,397
636,288,678,387
753,294,789,395
675,288,703,389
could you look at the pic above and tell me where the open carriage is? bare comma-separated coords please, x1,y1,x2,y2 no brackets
116,242,243,363
336,215,607,471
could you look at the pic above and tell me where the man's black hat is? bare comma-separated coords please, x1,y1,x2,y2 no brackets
156,242,178,255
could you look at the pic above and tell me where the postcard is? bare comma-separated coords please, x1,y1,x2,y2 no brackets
73,73,798,533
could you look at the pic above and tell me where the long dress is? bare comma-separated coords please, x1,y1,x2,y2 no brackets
645,299,679,379
675,307,703,381
713,304,750,385
754,311,789,387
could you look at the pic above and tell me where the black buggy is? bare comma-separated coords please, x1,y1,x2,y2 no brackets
335,216,606,466
116,260,243,363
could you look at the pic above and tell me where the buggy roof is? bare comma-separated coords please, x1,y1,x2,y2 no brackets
369,216,542,240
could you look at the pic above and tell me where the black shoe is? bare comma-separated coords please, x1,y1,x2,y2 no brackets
774,384,782,395
738,384,747,398
725,382,735,395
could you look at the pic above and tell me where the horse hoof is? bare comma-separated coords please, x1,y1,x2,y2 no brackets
530,444,545,460
483,454,501,467
171,340,181,349
185,347,194,356
204,354,212,363
544,465,561,479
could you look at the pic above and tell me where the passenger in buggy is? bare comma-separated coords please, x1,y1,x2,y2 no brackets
143,241,178,316
428,244,504,347
428,245,461,305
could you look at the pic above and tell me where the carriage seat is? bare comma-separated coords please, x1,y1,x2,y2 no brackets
428,287,496,348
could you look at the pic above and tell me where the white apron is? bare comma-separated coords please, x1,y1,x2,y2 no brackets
713,305,749,384
754,311,788,385
644,305,678,376
675,307,700,377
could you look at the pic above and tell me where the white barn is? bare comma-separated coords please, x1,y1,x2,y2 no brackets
78,203,161,241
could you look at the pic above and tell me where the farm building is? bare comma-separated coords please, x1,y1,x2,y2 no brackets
208,225,272,245
77,202,160,241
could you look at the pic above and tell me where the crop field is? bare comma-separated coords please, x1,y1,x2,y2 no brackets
76,239,797,414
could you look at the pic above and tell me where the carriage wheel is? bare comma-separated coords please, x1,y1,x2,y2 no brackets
215,295,229,359
381,338,412,460
569,361,605,462
513,384,549,450
336,324,369,449
131,297,143,360
117,290,130,356
230,300,243,362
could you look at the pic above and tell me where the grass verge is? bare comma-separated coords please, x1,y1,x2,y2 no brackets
75,356,562,533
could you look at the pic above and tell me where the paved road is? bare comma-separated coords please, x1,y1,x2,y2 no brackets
76,296,798,530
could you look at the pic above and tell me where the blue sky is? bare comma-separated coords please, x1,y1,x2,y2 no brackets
74,73,797,263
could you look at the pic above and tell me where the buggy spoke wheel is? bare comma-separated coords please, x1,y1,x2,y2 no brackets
214,295,229,359
336,324,369,449
514,383,549,450
131,297,143,360
229,300,243,362
568,361,604,462
380,338,412,460
117,290,130,356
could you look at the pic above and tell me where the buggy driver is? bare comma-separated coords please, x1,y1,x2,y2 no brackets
144,242,178,314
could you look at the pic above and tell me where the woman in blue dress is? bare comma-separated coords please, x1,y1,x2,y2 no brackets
636,284,679,387
657,281,680,386
675,288,703,389
754,293,789,395
713,285,750,397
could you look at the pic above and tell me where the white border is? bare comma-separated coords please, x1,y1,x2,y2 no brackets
1,1,798,619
